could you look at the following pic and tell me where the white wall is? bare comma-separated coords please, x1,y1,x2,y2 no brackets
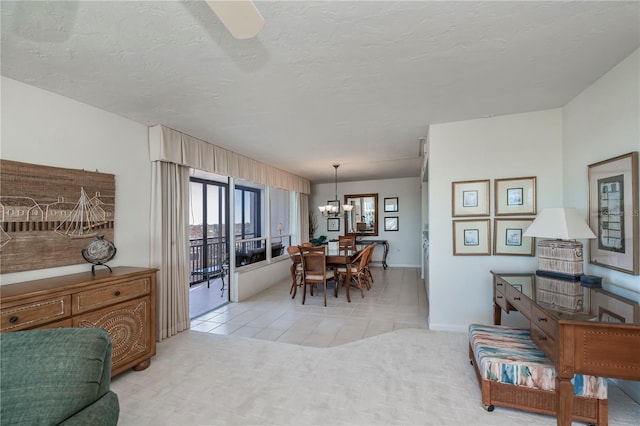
234,258,290,301
310,177,422,267
563,49,640,296
1,77,151,284
563,48,640,403
429,109,564,331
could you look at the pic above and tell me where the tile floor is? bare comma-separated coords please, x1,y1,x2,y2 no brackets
189,266,429,347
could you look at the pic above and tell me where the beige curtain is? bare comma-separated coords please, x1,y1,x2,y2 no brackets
149,124,310,194
297,193,309,243
150,161,190,341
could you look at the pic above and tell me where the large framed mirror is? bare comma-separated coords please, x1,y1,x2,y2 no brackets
344,193,378,237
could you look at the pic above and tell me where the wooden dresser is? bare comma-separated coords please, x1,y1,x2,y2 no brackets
0,267,157,377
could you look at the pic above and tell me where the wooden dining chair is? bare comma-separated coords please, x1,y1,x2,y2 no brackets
338,235,356,250
286,245,303,299
300,242,314,248
335,245,372,299
298,245,335,307
363,243,376,289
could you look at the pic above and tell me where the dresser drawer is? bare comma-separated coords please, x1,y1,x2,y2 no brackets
531,323,557,361
73,277,151,314
531,303,558,339
73,296,154,375
1,296,72,332
505,283,531,318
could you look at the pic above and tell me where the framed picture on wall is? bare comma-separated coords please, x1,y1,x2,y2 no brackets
452,179,490,217
327,217,340,232
587,151,639,275
384,197,399,212
326,200,340,214
384,216,399,231
453,219,491,255
493,218,535,256
495,176,537,216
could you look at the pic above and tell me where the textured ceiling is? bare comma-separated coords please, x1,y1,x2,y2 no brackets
2,1,639,183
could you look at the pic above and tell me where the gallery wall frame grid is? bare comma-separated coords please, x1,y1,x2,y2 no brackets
452,179,490,217
587,151,638,275
494,176,537,216
453,219,491,255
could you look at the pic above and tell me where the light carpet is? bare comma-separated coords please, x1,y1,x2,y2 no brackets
111,328,639,425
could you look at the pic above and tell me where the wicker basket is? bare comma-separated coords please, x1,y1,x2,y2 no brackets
537,240,584,275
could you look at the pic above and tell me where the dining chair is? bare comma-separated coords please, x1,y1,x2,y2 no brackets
300,242,314,248
286,245,303,299
335,245,372,299
338,235,356,250
363,242,376,289
298,245,335,307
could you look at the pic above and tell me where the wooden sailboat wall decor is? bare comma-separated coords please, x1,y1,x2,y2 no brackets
0,160,115,273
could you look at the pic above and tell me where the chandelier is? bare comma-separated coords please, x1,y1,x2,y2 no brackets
318,164,354,217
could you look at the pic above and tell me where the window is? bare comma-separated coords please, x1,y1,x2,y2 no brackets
234,184,264,266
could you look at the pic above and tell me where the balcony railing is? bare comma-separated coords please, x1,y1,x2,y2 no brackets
189,235,289,286
189,238,227,286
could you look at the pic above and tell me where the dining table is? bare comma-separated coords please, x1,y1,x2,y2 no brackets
289,246,360,303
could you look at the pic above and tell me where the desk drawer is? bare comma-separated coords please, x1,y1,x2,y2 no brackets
506,284,531,318
1,296,72,332
495,292,508,311
73,277,151,314
531,304,557,339
531,323,557,361
494,278,510,312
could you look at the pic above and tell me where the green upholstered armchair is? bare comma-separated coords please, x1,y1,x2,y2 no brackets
0,328,119,426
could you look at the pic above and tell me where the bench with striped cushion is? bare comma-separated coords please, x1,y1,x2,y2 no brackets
469,323,607,399
468,323,608,425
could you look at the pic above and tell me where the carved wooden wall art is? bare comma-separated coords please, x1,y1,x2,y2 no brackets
0,160,115,273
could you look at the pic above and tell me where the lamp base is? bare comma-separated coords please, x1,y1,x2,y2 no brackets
537,239,585,276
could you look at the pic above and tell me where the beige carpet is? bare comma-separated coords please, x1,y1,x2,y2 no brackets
111,328,639,425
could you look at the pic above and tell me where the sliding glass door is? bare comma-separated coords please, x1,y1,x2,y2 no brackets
189,176,229,317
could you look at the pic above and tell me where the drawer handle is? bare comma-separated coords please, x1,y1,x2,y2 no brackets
497,283,503,286
9,316,19,323
115,290,121,297
513,296,521,301
496,296,503,299
538,317,547,322
538,336,547,341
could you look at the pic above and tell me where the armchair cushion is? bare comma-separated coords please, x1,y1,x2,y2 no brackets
0,328,119,426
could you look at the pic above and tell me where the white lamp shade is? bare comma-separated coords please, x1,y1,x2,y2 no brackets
523,208,596,239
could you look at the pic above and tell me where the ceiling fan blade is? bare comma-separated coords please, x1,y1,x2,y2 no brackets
205,1,265,40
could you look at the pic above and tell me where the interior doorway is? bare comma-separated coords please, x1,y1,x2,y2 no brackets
188,173,230,319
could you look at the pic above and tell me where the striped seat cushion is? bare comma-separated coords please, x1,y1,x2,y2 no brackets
469,323,607,399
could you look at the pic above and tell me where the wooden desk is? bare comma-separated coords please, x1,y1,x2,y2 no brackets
491,271,640,426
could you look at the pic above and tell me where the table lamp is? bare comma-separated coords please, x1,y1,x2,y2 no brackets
523,207,596,280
